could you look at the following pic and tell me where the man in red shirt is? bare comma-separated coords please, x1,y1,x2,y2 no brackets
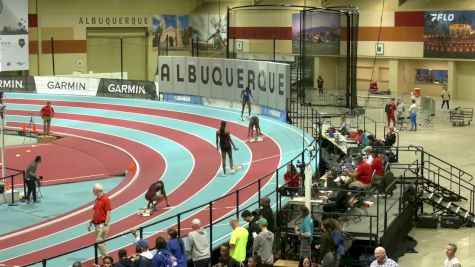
40,101,54,135
347,155,373,189
88,183,112,258
385,98,397,128
347,129,362,144
371,151,385,176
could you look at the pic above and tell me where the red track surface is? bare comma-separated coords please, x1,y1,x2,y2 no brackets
1,99,281,266
3,137,130,187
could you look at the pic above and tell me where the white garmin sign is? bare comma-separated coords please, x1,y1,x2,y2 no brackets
34,76,99,96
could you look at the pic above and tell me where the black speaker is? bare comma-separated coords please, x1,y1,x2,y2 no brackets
416,214,438,229
441,214,462,229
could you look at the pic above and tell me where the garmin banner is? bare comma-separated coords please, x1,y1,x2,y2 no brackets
0,76,35,92
0,0,29,71
34,76,100,96
158,56,290,111
98,79,158,99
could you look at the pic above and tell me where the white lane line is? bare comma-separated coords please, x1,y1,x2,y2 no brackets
3,98,300,263
0,126,144,250
11,173,107,187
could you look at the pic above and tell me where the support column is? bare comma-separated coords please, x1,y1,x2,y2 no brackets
313,57,320,89
388,59,399,96
448,61,457,99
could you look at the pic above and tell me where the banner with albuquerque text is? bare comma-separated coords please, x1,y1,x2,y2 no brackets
424,11,475,58
0,0,29,71
158,56,290,111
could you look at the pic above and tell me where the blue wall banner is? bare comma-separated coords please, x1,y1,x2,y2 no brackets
424,11,475,58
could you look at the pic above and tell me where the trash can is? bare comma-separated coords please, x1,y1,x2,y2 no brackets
414,88,421,97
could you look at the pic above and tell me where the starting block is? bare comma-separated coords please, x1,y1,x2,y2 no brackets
249,136,264,142
137,208,153,217
235,164,243,171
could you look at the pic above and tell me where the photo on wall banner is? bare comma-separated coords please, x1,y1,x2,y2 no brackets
0,0,29,71
152,15,190,50
189,14,227,53
424,10,475,58
291,12,340,55
415,69,448,83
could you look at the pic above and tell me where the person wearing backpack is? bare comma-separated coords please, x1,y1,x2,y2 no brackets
321,219,345,267
166,229,187,267
152,237,174,267
385,98,397,128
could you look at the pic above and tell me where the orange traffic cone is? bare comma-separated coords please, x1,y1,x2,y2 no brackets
32,124,37,133
129,161,137,175
22,124,26,132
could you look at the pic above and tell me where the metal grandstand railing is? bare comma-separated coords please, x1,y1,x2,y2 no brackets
1,168,26,206
25,140,317,266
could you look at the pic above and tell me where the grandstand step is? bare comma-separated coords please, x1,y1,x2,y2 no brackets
446,202,452,209
454,207,460,214
423,178,466,201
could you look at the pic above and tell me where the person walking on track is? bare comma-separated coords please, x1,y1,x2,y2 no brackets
216,121,237,176
88,183,112,258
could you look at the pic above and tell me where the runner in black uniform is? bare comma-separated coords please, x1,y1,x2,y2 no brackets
216,121,237,176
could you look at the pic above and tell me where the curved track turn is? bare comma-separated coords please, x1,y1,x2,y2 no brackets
0,93,310,266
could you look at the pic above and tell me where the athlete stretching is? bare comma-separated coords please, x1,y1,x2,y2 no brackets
241,87,253,120
248,115,262,139
216,121,237,176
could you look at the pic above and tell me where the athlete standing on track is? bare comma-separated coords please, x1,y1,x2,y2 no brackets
241,87,253,120
216,121,237,176
248,116,261,139
40,101,55,136
145,180,170,210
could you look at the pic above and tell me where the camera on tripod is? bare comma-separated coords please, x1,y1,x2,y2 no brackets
296,160,306,169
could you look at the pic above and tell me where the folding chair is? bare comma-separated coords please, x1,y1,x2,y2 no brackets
423,113,435,127
397,115,409,131
339,192,369,225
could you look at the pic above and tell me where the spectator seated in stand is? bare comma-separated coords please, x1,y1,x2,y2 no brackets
283,163,300,196
347,129,362,144
367,135,385,148
318,181,351,219
370,150,385,177
384,127,397,147
338,115,350,136
346,155,373,189
359,129,369,146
